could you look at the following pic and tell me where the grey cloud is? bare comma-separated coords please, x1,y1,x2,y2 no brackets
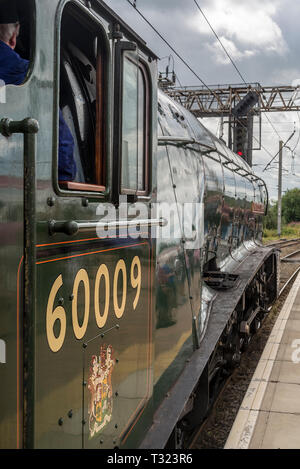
104,0,300,200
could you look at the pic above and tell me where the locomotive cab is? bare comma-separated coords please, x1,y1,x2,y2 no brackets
0,0,159,449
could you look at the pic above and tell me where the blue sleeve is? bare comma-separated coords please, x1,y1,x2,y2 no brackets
0,55,29,86
10,57,29,85
58,109,77,181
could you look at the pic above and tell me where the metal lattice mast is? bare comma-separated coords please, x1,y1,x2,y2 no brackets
160,81,300,167
163,83,300,117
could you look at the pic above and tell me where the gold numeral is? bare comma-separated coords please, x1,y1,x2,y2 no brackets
46,257,142,352
113,259,127,319
94,264,110,328
131,256,141,310
72,269,90,340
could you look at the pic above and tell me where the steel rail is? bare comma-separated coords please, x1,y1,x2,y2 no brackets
279,246,300,296
267,238,300,248
279,266,300,297
281,249,300,262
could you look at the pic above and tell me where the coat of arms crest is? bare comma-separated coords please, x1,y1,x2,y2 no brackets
88,344,115,438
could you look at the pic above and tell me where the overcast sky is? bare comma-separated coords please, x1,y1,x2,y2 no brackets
105,0,300,202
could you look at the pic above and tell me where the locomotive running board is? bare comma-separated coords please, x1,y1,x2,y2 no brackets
139,245,279,449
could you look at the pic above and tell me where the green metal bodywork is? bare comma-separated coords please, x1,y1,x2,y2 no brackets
0,0,158,449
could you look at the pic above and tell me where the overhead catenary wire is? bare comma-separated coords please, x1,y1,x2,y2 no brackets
125,0,282,163
193,0,285,144
263,128,296,172
263,113,284,141
193,0,247,85
125,0,213,94
291,111,300,152
159,54,184,86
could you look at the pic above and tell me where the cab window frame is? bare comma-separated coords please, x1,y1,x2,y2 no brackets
54,1,110,198
120,55,151,198
12,0,36,86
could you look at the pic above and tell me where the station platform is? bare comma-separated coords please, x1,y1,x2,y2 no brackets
225,272,300,449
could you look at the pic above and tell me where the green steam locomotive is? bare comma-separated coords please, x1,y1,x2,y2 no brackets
0,0,278,449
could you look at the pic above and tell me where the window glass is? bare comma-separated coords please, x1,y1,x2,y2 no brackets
137,68,145,190
122,57,138,191
121,56,148,194
16,0,34,62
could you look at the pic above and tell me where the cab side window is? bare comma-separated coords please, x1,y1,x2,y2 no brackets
59,4,106,192
0,0,34,89
15,0,34,63
121,55,150,196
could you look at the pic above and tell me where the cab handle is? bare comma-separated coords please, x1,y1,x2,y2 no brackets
48,218,167,236
0,116,39,449
0,117,39,136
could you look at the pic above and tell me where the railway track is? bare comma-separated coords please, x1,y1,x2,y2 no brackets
266,237,300,249
189,240,300,449
279,249,300,295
